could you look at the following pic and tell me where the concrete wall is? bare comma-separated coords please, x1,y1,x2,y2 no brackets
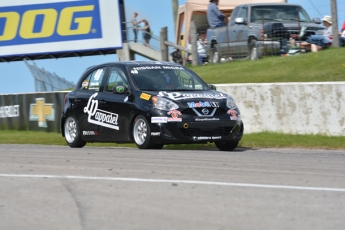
1,83,344,136
216,82,345,136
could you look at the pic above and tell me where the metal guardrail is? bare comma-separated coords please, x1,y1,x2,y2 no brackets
122,22,161,51
24,59,75,92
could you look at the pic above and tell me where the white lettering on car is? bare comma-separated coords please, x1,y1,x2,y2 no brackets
151,117,168,123
193,136,222,140
83,131,98,136
195,118,220,121
157,91,227,100
151,132,161,136
84,93,119,130
94,69,103,81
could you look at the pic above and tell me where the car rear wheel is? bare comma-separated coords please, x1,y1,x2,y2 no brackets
64,116,86,148
133,115,164,149
215,141,239,151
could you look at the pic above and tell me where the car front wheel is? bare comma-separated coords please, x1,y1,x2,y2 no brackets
215,141,239,151
64,116,86,148
133,115,164,149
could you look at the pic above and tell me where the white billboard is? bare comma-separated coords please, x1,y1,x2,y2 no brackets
0,0,123,60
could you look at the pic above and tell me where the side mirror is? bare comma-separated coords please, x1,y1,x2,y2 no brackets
113,85,128,94
208,84,217,90
312,17,321,24
235,17,246,24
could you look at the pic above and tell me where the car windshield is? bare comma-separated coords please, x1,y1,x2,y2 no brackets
251,6,311,23
129,65,210,91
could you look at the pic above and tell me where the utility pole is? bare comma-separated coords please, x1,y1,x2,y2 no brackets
172,0,178,32
331,0,339,47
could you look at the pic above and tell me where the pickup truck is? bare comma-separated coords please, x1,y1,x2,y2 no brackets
206,3,325,62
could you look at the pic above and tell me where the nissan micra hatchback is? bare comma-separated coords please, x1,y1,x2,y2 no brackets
61,61,243,150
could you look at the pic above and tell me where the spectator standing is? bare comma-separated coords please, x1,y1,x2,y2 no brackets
207,0,225,29
138,19,151,48
132,12,139,42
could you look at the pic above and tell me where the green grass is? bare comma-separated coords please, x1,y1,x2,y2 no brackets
1,130,344,150
189,47,345,84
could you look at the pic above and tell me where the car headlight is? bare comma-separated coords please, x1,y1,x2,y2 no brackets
152,96,179,111
226,95,237,109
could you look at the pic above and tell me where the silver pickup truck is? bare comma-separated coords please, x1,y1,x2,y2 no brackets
206,3,325,62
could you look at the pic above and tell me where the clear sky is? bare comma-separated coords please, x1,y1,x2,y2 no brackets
1,0,344,94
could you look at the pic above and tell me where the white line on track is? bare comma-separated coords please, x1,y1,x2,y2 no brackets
1,174,345,192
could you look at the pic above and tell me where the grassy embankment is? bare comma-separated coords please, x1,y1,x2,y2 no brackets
1,48,345,149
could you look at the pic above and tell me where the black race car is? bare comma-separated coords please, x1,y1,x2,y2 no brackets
60,61,243,151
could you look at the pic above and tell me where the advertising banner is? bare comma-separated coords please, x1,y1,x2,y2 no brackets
0,92,67,132
0,0,123,61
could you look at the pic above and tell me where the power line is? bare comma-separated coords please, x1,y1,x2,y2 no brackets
307,0,323,17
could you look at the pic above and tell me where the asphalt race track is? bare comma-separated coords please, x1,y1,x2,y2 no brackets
0,144,344,230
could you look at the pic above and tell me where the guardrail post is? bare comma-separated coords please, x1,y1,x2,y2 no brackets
190,21,198,66
160,27,169,61
331,0,339,48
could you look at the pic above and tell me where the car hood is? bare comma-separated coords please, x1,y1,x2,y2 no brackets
251,21,324,29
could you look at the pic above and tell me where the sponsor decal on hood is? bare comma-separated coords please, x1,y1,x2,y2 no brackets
157,91,227,101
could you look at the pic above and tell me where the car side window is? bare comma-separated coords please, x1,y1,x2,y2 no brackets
106,67,129,92
174,69,204,90
79,67,106,91
230,7,240,26
238,7,248,22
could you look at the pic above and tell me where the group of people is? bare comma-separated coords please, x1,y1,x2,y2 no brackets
132,12,152,47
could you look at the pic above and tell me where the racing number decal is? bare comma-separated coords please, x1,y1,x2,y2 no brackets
140,93,151,100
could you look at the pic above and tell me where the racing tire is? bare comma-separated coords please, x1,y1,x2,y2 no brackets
210,46,220,64
133,115,164,149
249,39,259,61
215,141,239,151
64,116,86,148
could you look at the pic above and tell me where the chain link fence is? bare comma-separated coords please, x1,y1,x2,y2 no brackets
181,5,331,62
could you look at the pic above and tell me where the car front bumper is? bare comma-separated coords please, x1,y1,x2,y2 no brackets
149,119,244,144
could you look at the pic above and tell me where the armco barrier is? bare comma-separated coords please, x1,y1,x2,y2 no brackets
0,92,68,132
216,82,345,136
1,82,345,136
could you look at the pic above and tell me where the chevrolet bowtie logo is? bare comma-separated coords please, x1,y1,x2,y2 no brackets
29,98,55,128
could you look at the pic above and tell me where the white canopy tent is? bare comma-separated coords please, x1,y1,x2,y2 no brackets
175,0,286,46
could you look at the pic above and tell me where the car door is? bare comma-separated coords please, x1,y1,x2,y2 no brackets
226,6,241,57
96,65,133,141
72,65,108,141
235,6,249,56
